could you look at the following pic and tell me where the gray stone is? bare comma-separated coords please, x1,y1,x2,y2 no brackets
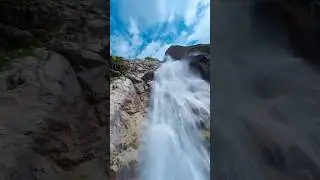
141,71,154,82
80,50,106,68
77,65,108,95
86,39,104,53
134,83,145,94
126,74,143,84
60,159,107,180
0,96,18,107
0,52,80,133
57,41,106,69
87,20,106,36
33,48,50,61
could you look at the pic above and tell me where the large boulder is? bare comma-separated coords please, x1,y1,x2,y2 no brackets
165,44,210,82
0,49,109,180
56,41,107,71
0,51,81,179
165,44,210,60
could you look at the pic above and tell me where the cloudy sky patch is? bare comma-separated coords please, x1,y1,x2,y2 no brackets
110,0,210,60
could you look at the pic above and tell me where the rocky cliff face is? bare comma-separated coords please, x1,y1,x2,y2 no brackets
0,50,109,180
110,59,160,178
212,1,320,180
0,1,211,179
0,0,110,179
109,51,210,179
165,44,210,82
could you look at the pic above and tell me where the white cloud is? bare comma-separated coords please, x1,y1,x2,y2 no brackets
136,41,171,61
111,0,210,60
154,44,172,60
117,0,189,28
168,13,175,23
184,0,200,27
137,41,162,59
110,34,135,58
128,18,142,47
180,0,210,27
187,5,210,44
110,18,144,58
128,18,139,35
174,31,189,45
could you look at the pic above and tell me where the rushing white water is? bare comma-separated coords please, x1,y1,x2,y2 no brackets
140,57,210,180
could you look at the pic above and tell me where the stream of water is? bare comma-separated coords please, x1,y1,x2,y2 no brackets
140,57,210,180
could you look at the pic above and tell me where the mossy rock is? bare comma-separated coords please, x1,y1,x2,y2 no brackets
202,129,210,150
111,55,129,77
144,56,157,61
0,45,40,70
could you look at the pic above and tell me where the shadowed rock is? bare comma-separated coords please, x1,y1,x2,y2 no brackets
165,44,210,82
212,0,320,179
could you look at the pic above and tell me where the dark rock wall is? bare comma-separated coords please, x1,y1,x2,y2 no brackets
212,1,320,180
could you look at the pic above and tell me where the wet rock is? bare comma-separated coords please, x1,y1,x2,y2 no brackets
165,44,210,60
189,55,210,82
165,44,210,82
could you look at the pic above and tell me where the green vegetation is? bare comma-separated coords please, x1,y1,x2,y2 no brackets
190,44,210,55
0,40,45,70
201,129,210,150
0,47,37,70
144,56,157,61
111,55,130,78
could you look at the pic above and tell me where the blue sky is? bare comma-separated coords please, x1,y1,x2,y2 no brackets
110,0,210,60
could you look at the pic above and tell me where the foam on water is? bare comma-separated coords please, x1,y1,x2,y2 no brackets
140,57,210,180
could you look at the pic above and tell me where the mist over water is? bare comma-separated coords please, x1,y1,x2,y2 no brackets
140,58,210,180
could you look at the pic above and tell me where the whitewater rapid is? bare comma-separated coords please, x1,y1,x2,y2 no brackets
140,57,210,180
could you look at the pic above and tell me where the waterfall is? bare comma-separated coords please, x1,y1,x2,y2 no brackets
140,57,210,180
